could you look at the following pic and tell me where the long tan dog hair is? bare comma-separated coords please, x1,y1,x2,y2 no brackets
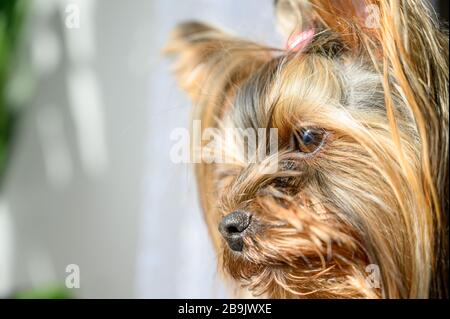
165,0,449,298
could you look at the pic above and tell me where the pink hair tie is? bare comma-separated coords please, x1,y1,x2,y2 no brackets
286,28,315,52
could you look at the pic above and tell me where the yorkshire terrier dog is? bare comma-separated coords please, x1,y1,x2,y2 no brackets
165,0,448,298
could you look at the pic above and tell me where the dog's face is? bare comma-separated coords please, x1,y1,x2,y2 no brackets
212,49,417,298
166,0,448,299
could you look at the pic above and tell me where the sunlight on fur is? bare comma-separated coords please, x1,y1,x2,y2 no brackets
165,0,449,298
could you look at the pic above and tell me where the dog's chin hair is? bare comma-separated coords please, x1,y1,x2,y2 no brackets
220,196,377,299
165,0,449,299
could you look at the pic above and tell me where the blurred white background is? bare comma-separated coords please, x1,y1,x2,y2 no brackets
0,0,281,298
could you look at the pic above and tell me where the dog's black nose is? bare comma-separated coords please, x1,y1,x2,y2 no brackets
218,211,252,252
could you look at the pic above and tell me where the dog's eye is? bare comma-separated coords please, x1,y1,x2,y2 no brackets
292,128,326,154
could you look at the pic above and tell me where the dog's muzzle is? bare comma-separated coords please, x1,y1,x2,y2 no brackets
218,211,252,252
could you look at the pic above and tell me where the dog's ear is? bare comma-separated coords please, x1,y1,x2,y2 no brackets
274,0,316,40
164,21,272,115
274,0,381,52
362,2,448,298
